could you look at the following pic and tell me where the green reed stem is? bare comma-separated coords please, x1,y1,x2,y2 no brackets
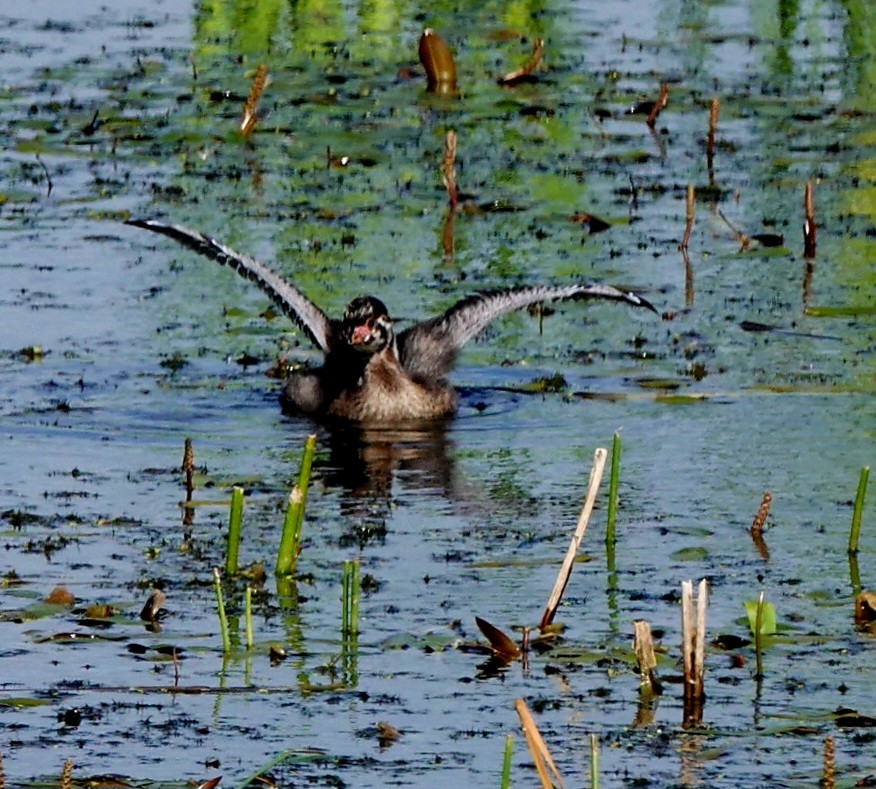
244,585,254,650
342,559,360,638
275,435,317,576
213,567,231,654
225,486,244,576
590,733,599,789
297,433,317,492
754,590,764,679
849,466,869,554
276,486,304,576
606,432,621,547
500,734,513,789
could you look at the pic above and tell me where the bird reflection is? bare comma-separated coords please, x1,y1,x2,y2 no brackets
306,418,458,547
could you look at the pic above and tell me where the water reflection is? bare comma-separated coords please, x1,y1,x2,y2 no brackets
312,419,456,540
322,419,453,489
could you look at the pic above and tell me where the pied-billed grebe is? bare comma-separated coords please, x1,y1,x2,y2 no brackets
126,218,657,422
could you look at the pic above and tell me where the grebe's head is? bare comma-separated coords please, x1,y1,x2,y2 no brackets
341,296,393,354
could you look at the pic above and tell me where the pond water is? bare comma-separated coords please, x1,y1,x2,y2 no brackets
1,0,874,786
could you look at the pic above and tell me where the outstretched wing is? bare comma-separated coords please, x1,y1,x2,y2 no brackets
126,218,333,352
397,283,656,379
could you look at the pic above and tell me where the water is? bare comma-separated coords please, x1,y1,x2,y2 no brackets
1,0,873,786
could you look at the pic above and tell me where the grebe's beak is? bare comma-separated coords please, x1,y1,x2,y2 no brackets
350,322,373,345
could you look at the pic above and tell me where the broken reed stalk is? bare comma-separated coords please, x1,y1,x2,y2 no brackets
706,97,719,185
225,486,244,576
182,437,194,499
213,567,231,654
646,82,669,127
514,699,564,789
341,558,360,638
750,492,772,535
442,205,456,264
754,590,765,679
750,491,772,560
680,184,695,251
276,486,304,576
681,579,707,724
632,619,660,695
240,63,268,137
683,245,694,307
296,434,317,500
442,129,458,208
606,433,621,548
500,734,513,789
540,448,608,631
849,465,869,554
244,585,254,651
60,759,73,789
821,735,835,789
498,37,544,85
803,181,817,258
275,434,317,576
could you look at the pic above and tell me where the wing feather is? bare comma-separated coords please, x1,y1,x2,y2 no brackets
126,218,333,352
397,283,656,379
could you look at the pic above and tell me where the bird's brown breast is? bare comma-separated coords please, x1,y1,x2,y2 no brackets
327,349,456,422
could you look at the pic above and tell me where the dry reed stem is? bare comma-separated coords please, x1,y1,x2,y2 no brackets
646,82,669,127
694,579,707,690
540,448,607,631
682,247,694,307
0,749,5,789
499,37,545,85
442,130,458,208
706,97,719,184
803,181,817,258
442,207,455,264
820,735,835,789
240,64,268,137
680,184,695,251
514,699,564,789
632,619,658,693
716,207,750,251
750,492,772,535
803,260,814,307
60,759,73,789
681,579,708,720
182,437,194,498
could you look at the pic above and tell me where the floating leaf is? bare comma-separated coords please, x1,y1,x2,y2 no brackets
671,546,709,561
0,696,53,708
